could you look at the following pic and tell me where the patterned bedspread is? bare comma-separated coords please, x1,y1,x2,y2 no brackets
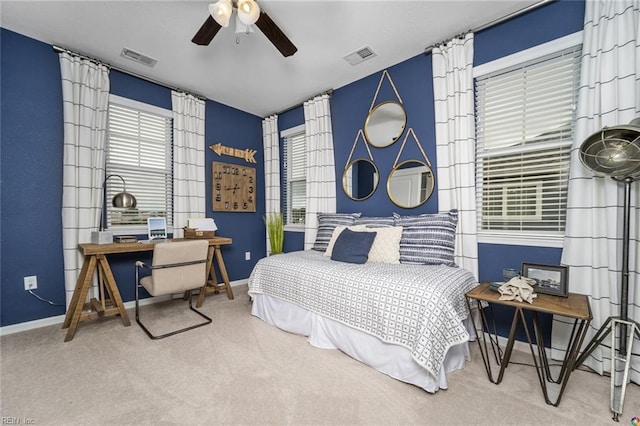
247,250,479,378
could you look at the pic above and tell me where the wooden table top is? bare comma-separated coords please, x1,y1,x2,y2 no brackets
466,282,592,320
79,236,232,255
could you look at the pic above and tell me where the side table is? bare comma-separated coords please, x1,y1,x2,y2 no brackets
465,282,592,406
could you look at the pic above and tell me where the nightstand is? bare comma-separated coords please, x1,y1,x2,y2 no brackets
465,282,592,406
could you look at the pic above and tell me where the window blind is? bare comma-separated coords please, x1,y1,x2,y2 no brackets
106,102,173,228
475,44,581,234
282,130,307,225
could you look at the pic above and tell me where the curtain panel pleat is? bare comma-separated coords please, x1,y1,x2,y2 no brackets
171,91,206,237
553,0,640,385
432,33,479,278
263,115,281,254
59,52,110,308
303,95,336,249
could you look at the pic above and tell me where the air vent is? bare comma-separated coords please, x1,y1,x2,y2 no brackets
120,48,158,67
343,46,377,66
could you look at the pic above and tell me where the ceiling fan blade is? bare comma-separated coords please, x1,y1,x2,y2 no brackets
255,12,298,57
192,15,222,46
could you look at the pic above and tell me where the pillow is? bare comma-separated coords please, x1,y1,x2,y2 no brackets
353,216,395,227
324,225,358,257
325,225,402,264
393,210,458,266
365,226,403,264
312,213,361,252
330,228,377,264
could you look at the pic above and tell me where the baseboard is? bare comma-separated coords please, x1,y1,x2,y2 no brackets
0,278,249,337
475,331,553,358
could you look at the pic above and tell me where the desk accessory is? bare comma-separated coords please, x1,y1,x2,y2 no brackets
91,174,137,244
184,218,217,239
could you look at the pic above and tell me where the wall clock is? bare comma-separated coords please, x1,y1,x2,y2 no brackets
212,161,256,212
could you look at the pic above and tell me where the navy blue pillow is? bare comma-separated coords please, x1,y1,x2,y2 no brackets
330,228,377,264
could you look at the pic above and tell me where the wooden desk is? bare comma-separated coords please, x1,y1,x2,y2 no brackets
466,283,592,406
62,237,233,342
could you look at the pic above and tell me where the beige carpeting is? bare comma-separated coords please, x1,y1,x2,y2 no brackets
1,285,638,426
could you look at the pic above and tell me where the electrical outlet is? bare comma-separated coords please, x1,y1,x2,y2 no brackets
245,251,251,261
24,275,37,291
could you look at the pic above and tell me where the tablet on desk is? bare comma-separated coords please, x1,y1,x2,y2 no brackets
147,217,167,240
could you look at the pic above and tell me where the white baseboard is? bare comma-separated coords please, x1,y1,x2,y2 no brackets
0,278,248,337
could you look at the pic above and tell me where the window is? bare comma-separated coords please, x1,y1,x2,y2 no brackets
106,95,173,232
281,125,306,226
474,33,582,245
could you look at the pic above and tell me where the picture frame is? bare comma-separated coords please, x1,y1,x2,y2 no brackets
521,262,569,297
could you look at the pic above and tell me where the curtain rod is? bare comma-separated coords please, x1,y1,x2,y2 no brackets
270,88,334,118
53,45,207,101
424,0,554,54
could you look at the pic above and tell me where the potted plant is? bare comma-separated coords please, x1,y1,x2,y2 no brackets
264,212,284,255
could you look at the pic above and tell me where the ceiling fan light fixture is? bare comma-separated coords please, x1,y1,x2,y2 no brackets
209,0,233,28
237,0,260,26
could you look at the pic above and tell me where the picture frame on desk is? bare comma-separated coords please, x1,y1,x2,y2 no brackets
522,262,568,297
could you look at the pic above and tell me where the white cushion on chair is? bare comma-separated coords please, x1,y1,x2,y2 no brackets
140,240,209,297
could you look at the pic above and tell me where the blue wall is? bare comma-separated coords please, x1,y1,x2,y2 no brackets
1,0,585,329
1,28,264,326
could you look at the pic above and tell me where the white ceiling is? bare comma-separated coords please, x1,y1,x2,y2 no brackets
1,0,542,117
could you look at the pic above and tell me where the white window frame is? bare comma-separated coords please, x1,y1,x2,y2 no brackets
473,31,582,248
281,124,306,232
106,94,173,236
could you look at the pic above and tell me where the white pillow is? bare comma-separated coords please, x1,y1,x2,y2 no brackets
325,225,402,264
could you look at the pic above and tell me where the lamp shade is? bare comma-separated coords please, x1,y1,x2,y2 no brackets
579,118,640,179
236,0,260,25
209,0,233,27
112,191,137,208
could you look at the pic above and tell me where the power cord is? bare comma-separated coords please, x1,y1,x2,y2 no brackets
27,289,64,307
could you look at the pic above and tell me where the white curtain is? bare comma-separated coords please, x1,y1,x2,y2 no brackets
432,33,479,278
554,0,640,385
59,52,110,307
171,91,206,237
263,115,281,254
303,94,336,249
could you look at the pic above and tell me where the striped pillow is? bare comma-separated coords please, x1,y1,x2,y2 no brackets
312,213,362,252
394,210,458,266
354,216,395,227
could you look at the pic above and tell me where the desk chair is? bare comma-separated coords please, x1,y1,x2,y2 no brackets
135,240,212,339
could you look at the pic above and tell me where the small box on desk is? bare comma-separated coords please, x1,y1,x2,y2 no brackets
184,217,217,239
184,228,216,239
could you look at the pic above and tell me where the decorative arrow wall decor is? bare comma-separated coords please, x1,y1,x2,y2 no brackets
209,142,257,164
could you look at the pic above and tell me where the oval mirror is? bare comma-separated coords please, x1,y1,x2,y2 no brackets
343,159,379,201
387,160,435,208
364,101,407,148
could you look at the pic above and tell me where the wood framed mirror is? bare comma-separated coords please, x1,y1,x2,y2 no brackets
364,101,407,148
342,158,379,201
387,160,434,208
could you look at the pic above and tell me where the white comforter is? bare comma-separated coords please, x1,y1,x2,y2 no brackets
247,250,478,378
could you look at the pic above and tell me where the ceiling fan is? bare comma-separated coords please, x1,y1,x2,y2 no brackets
191,0,297,57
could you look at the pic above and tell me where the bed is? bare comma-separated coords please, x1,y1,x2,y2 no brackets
247,211,479,392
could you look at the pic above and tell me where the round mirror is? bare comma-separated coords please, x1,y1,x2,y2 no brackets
343,159,379,201
387,160,434,208
364,101,407,148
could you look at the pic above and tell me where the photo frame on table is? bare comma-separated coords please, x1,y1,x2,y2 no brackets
522,262,568,297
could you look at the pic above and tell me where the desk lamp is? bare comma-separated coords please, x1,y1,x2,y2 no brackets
91,174,137,244
575,118,640,421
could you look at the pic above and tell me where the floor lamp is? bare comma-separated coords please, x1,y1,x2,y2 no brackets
575,118,640,422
